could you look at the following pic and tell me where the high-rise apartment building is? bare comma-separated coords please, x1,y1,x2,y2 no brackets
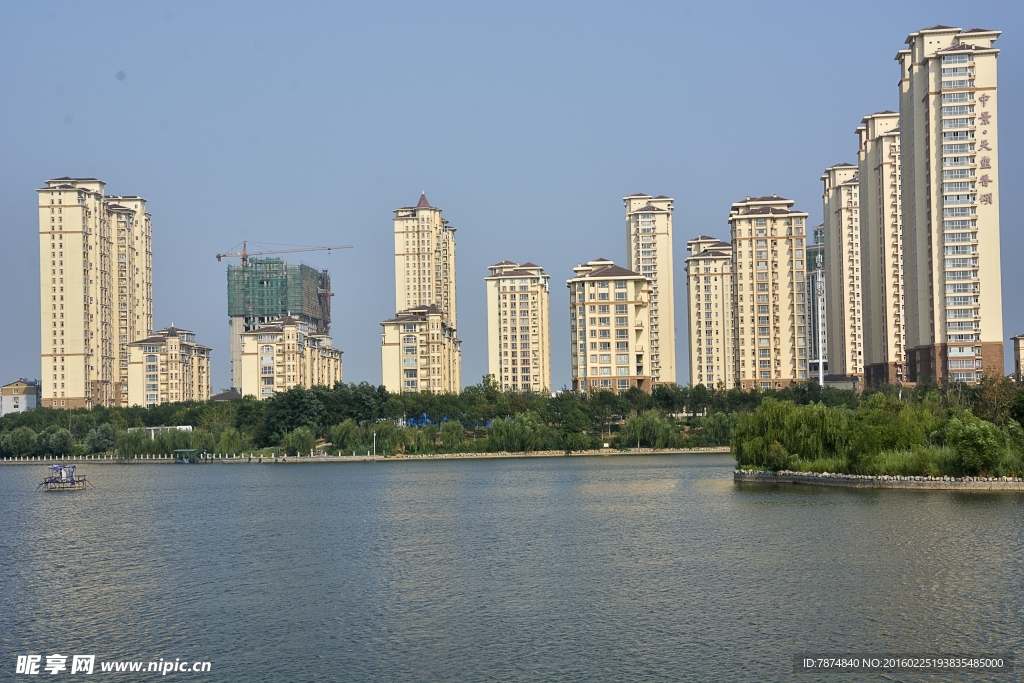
382,194,461,392
37,178,153,409
821,164,864,379
897,26,1003,383
806,225,827,376
684,236,735,388
238,316,342,399
485,261,552,392
127,326,211,407
227,258,331,391
568,258,651,395
857,111,907,386
624,194,676,384
381,305,461,393
393,194,457,325
728,196,810,390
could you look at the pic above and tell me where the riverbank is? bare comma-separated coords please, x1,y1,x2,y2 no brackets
0,447,730,466
734,468,1024,491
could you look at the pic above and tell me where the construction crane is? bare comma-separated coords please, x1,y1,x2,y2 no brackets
215,241,352,267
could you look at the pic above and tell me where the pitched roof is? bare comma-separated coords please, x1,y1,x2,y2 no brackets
920,24,956,31
832,162,856,167
626,192,649,197
637,204,665,212
519,262,540,268
490,260,517,267
416,193,431,208
576,262,642,279
962,27,997,33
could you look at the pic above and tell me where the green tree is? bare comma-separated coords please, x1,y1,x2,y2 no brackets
281,426,316,456
945,412,1004,475
85,423,117,454
7,426,37,456
440,421,464,450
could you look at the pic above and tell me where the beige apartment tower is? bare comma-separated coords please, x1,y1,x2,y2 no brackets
382,193,461,393
237,316,342,400
37,178,153,409
684,236,735,388
898,26,1003,383
485,261,552,393
126,326,211,407
381,306,461,393
624,194,676,385
821,164,864,379
857,111,907,386
568,258,652,395
728,196,811,390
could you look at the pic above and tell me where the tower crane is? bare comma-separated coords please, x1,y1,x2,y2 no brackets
215,241,352,267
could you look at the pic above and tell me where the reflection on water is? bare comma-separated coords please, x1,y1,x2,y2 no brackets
2,455,1022,682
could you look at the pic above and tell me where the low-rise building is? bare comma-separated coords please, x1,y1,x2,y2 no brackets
1,379,39,416
567,258,652,395
485,261,552,393
127,327,211,407
381,305,461,393
237,316,342,400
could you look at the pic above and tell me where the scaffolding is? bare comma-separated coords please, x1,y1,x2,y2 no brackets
227,258,331,333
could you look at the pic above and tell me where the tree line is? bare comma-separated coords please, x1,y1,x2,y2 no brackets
2,375,1021,459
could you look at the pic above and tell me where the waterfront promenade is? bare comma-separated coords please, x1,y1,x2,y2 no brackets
0,446,730,465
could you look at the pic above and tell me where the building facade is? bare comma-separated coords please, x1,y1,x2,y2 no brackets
806,225,827,377
624,194,676,385
1,380,39,416
897,26,1003,383
857,111,907,386
383,194,461,392
227,258,331,391
684,236,735,388
485,261,552,393
728,196,810,390
237,316,342,400
1013,334,1024,383
821,164,863,379
37,178,153,409
381,305,461,393
126,327,212,407
568,258,652,395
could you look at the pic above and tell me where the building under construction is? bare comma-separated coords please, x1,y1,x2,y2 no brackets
227,258,331,389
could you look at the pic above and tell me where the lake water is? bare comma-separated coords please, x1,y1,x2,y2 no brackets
2,454,1022,681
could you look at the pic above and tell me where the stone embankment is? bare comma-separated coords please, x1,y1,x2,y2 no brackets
735,468,1024,491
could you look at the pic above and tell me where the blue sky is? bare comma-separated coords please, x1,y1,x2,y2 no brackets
1,1,1021,391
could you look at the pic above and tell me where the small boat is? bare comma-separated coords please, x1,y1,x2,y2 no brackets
37,465,91,492
174,449,199,464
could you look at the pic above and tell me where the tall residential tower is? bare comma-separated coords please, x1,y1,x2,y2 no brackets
568,258,652,395
624,194,676,385
381,194,461,393
37,178,153,409
728,196,810,390
485,261,552,393
897,26,1003,383
821,164,863,380
684,236,735,388
857,111,907,386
